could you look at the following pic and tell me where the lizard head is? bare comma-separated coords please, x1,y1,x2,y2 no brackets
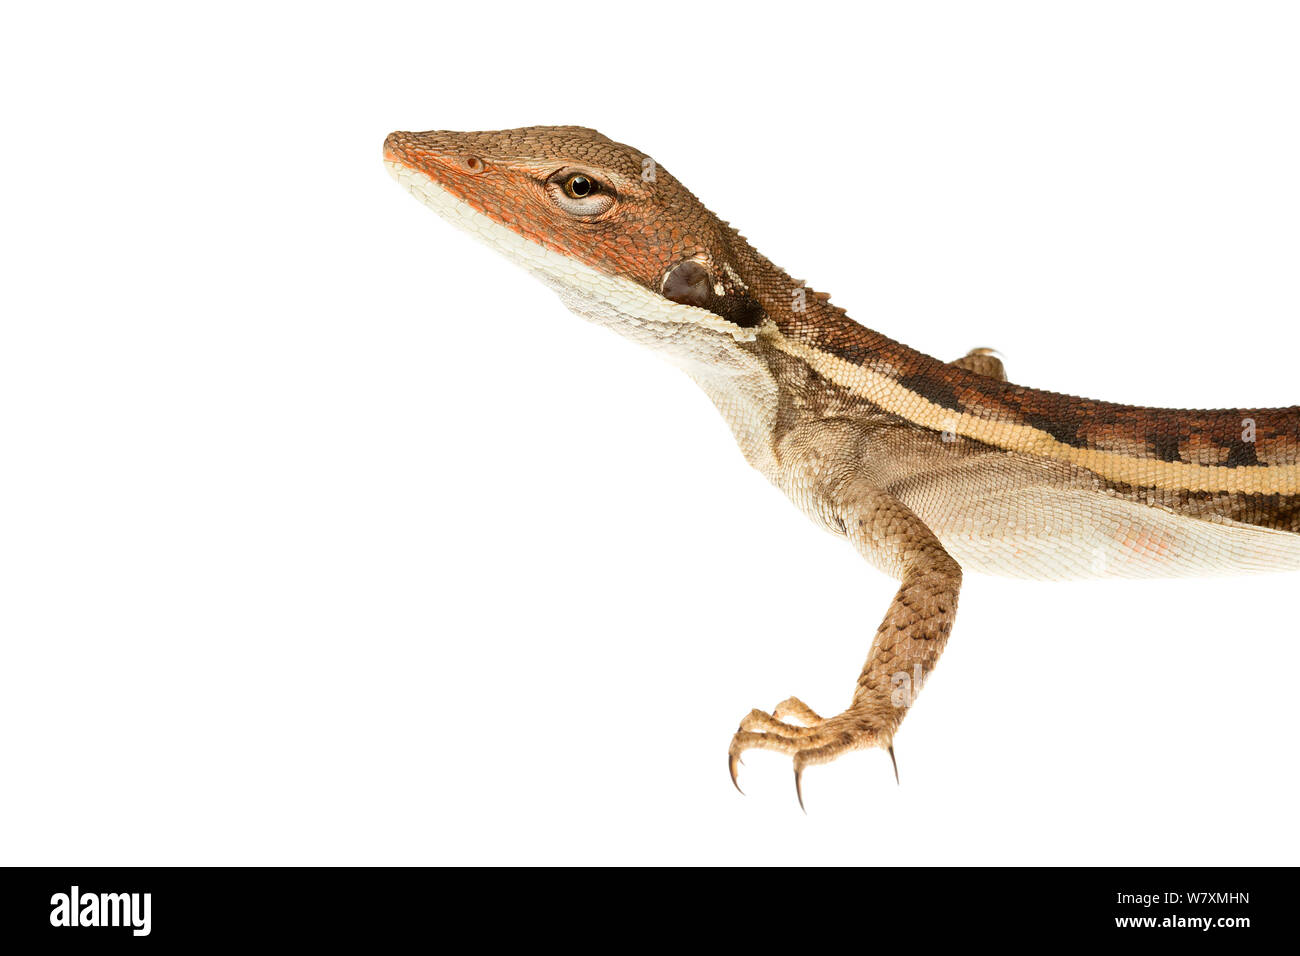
384,126,770,359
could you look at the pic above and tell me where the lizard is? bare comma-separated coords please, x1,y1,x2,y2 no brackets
383,126,1300,808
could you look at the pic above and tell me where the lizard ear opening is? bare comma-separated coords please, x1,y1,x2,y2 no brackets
661,260,765,329
661,260,712,308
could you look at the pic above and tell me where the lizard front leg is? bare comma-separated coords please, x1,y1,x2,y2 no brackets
729,482,962,808
950,347,1006,380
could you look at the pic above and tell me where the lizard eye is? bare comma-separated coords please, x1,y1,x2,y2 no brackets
546,169,615,217
565,174,594,198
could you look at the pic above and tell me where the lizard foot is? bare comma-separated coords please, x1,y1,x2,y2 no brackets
728,702,894,810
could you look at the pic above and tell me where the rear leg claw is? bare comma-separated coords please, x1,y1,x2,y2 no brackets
727,701,886,809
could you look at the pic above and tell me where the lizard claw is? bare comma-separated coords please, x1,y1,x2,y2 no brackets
727,699,886,807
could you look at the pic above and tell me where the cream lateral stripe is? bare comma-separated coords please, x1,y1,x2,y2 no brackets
771,332,1297,495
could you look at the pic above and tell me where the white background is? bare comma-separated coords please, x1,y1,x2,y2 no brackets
2,2,1298,866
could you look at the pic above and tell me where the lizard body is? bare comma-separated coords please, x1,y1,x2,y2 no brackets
384,126,1299,803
